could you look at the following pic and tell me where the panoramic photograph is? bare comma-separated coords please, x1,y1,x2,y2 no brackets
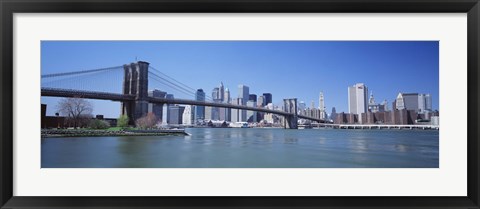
40,41,439,168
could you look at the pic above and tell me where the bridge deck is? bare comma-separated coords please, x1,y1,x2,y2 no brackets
41,88,326,123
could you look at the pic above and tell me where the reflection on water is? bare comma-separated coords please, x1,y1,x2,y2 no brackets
41,128,439,168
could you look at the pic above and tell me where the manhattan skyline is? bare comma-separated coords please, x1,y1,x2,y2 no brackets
41,41,439,118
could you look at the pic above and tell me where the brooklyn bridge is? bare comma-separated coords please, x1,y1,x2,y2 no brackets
41,61,328,129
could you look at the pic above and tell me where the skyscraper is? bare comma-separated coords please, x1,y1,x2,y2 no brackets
219,82,225,102
148,89,166,121
246,101,257,122
212,87,220,100
195,89,205,121
182,105,194,125
223,87,231,121
396,93,432,113
238,85,249,104
224,87,231,103
263,93,272,105
318,91,326,119
395,93,419,111
238,85,249,122
298,101,306,112
168,105,185,125
249,94,257,102
418,93,432,113
348,83,368,115
257,95,265,107
166,94,174,124
231,98,242,122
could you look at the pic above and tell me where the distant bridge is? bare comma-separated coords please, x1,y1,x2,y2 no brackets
41,61,328,128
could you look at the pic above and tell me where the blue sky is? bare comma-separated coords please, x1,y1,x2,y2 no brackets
41,41,439,118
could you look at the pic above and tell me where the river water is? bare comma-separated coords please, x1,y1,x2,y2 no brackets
41,128,439,168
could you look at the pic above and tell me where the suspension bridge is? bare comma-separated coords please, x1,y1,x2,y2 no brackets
41,61,327,129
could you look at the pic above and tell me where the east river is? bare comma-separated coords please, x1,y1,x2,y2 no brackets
41,128,439,168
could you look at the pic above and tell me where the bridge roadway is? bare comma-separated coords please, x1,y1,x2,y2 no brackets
41,88,327,123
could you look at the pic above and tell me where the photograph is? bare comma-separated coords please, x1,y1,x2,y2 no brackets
40,41,439,168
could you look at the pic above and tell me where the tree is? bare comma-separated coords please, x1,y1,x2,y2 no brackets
57,97,93,128
89,119,110,129
135,112,157,129
117,114,129,128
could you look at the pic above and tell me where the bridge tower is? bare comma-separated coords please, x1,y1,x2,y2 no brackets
283,98,298,129
121,61,150,125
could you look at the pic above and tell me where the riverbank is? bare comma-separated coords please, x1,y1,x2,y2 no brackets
41,129,188,138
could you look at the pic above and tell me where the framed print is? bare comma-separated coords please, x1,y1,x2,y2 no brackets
1,0,479,208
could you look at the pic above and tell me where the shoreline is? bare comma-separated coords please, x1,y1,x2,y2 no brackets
41,129,188,138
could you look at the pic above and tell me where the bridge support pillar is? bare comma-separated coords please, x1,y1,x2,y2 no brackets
285,115,298,129
121,61,150,125
283,98,298,129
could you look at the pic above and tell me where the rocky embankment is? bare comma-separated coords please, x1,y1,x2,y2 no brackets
41,129,188,138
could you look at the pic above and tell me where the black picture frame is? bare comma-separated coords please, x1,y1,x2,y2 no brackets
1,0,479,208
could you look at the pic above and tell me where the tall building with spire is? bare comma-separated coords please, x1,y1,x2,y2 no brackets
223,87,231,121
219,82,225,102
318,91,327,119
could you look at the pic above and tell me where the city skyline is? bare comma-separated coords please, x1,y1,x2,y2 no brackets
41,41,439,118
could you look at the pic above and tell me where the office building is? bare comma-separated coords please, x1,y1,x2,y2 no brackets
182,105,194,125
319,91,327,119
147,89,166,121
395,93,433,113
166,94,174,124
246,101,257,122
195,89,205,121
238,85,249,121
168,105,185,125
263,93,272,105
231,98,242,122
348,83,368,115
249,94,257,102
257,95,265,107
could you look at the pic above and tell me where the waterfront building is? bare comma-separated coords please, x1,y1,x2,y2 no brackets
182,105,194,125
168,105,185,125
348,83,368,122
395,93,432,113
195,89,205,122
263,93,272,105
418,93,432,113
147,89,166,121
395,93,418,111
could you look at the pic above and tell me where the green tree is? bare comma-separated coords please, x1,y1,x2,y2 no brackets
89,119,110,129
117,114,129,128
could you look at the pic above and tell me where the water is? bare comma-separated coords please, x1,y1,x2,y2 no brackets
41,128,439,168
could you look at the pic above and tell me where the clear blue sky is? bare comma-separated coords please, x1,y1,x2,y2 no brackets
41,41,439,118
